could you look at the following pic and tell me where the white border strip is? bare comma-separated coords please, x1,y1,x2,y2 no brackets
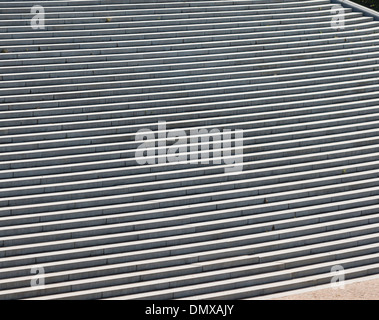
331,0,379,20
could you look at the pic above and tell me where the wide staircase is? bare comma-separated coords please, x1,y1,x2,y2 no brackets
1,0,379,300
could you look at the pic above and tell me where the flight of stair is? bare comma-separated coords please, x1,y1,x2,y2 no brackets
1,0,379,300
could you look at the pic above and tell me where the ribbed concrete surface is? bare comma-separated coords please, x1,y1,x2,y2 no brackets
0,0,379,300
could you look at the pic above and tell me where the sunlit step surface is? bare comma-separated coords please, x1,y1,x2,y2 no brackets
0,0,378,300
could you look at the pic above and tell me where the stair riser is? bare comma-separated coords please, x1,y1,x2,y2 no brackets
2,110,379,152
0,15,367,40
2,249,378,300
2,34,377,73
1,0,378,300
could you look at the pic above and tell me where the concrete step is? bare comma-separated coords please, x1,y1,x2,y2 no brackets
0,4,336,22
176,261,379,300
1,137,378,182
0,12,366,40
28,254,379,300
1,157,378,208
0,13,367,48
0,145,377,189
3,61,379,99
0,243,377,299
1,14,371,58
1,104,378,152
1,0,378,300
3,76,379,112
2,194,378,248
1,30,377,72
0,148,377,199
2,224,378,280
0,5,348,28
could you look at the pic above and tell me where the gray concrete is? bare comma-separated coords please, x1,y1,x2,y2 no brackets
0,0,379,300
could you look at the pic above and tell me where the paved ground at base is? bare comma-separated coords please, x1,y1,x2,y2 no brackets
273,276,379,300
